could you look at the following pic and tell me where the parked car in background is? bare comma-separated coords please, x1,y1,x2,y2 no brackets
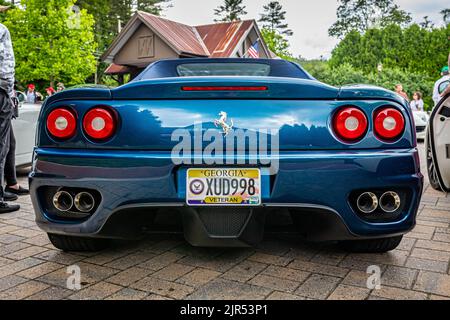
13,92,40,167
413,110,430,141
426,93,450,192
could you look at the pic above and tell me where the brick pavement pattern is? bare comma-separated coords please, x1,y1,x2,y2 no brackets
0,144,449,300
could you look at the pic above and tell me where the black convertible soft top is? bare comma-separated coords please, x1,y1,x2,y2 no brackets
132,58,315,81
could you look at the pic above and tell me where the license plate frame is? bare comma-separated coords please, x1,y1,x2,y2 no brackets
186,168,261,207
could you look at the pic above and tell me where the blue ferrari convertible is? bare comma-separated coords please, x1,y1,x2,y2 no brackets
29,59,423,252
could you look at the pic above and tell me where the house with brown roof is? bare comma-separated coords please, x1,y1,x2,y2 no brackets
101,11,272,83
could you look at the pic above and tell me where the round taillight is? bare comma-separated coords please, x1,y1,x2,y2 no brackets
46,108,77,139
83,107,116,140
374,107,405,141
333,107,368,142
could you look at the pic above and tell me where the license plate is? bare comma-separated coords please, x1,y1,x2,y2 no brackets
186,168,261,206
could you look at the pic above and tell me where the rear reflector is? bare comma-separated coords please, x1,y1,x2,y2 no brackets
333,107,368,142
374,107,405,141
47,108,77,139
182,86,268,91
83,107,116,141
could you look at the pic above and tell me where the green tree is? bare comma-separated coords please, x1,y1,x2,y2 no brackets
214,0,247,22
76,0,111,52
301,62,435,110
327,21,449,109
441,9,450,25
328,30,363,67
294,57,328,79
420,16,434,30
329,0,412,38
76,0,171,52
0,0,12,6
330,23,450,78
0,0,18,6
0,0,16,21
259,1,292,36
260,27,291,59
4,0,97,87
75,0,170,83
134,0,170,13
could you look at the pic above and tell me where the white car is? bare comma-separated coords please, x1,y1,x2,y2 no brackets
426,93,450,192
12,92,41,167
413,110,429,141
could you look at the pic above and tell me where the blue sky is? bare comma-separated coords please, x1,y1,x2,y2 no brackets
164,0,448,59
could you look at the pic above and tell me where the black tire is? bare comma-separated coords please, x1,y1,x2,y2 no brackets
426,132,443,191
48,234,110,252
340,236,403,253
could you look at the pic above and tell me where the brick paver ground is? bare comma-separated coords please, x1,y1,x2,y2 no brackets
0,143,449,300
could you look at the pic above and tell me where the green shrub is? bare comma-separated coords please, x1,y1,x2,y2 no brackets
329,24,450,80
303,62,435,111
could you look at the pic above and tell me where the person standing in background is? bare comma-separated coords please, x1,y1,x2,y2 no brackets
26,84,37,103
57,82,65,92
46,87,56,97
433,66,450,106
395,84,409,101
2,83,28,200
4,99,30,197
410,92,424,111
439,54,450,99
0,6,20,213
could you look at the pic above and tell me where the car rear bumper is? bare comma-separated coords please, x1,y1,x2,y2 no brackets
29,148,423,246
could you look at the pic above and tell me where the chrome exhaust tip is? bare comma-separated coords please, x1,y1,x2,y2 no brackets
52,191,74,212
74,192,95,213
379,191,401,213
356,192,379,214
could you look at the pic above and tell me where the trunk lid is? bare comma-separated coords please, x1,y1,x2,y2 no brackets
38,78,414,151
111,77,339,100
